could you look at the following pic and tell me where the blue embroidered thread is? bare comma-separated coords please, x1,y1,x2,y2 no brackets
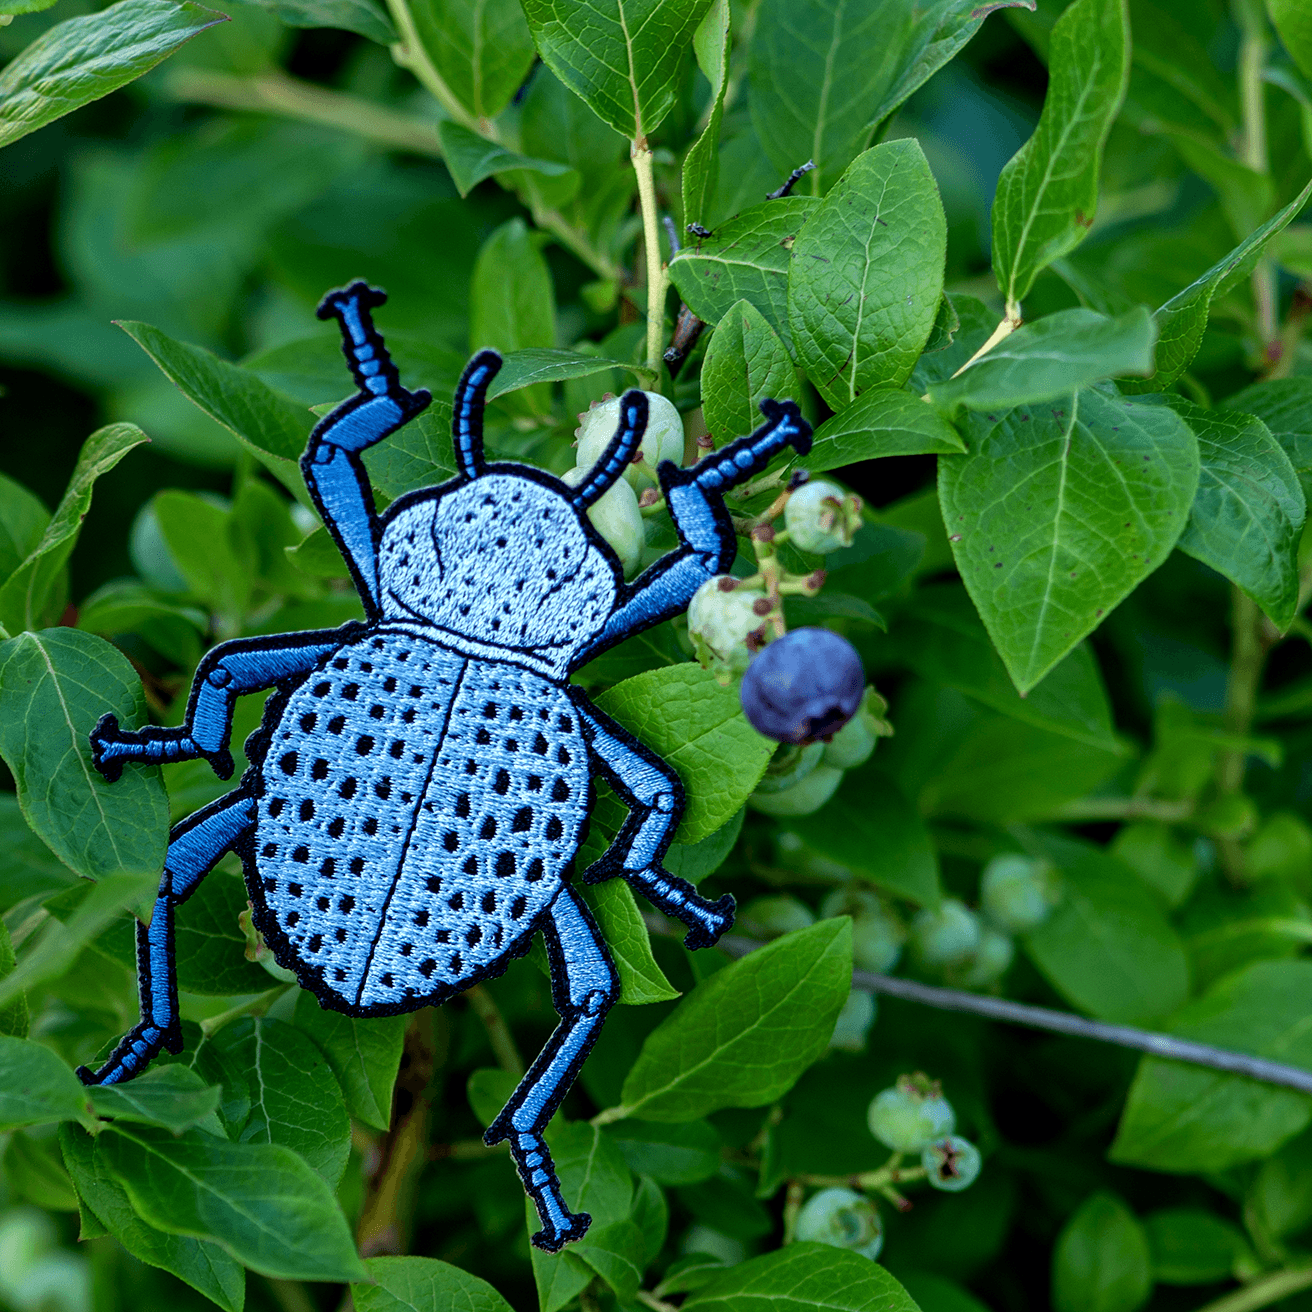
81,280,813,1251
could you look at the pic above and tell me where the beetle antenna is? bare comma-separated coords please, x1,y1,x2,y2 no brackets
571,390,649,510
453,349,503,478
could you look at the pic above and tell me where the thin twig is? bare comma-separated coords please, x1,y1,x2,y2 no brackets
707,934,1312,1096
1191,1266,1312,1312
631,139,669,373
466,983,524,1077
767,160,816,200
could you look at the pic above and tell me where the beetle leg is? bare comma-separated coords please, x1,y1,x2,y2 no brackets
78,792,257,1087
573,698,735,950
484,886,618,1252
91,628,352,783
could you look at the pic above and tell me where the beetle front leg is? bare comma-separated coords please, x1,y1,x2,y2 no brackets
91,629,351,782
78,793,257,1086
574,699,735,950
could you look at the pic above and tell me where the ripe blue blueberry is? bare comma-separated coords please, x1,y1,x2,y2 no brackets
922,1136,982,1191
739,628,865,744
867,1074,956,1152
794,1187,884,1259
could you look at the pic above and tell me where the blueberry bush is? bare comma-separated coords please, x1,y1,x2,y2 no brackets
3,0,1312,1310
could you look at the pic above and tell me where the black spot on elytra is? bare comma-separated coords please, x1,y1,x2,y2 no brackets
552,778,570,802
299,798,315,822
479,815,497,840
546,816,563,841
512,806,533,832
279,751,298,775
493,769,511,795
510,895,527,919
495,851,516,879
525,857,544,882
339,777,358,800
443,831,459,852
455,793,470,818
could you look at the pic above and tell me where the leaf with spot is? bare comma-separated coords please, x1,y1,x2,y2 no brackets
668,199,818,353
595,664,775,843
787,140,946,408
0,424,147,636
294,991,407,1132
928,307,1158,418
211,1016,351,1185
518,0,714,140
991,0,1130,311
700,299,800,445
1169,401,1306,631
748,0,1035,195
0,627,168,882
613,918,852,1121
0,0,224,148
96,1122,367,1282
60,1124,245,1312
938,388,1200,692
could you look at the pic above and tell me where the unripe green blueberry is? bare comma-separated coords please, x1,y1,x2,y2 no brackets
560,466,644,575
794,1187,883,1259
866,1074,956,1151
922,1136,982,1192
576,391,684,490
820,888,904,974
980,854,1059,933
753,741,825,794
783,479,863,554
958,927,1014,987
748,764,844,816
910,898,981,970
688,576,769,683
738,895,816,939
829,987,877,1052
822,687,893,769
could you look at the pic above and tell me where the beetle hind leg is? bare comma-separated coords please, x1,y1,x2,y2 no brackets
484,886,618,1251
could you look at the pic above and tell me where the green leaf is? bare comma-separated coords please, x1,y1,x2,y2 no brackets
1169,401,1306,631
1023,834,1190,1025
518,0,713,139
892,585,1125,752
365,406,459,502
583,880,680,1004
806,387,965,472
614,918,852,1122
0,0,225,149
60,1124,245,1312
928,308,1157,417
97,1122,368,1282
747,0,1034,195
605,1117,720,1184
1111,961,1312,1173
788,140,947,407
682,1242,920,1312
1144,1209,1251,1285
243,0,395,42
1123,179,1312,392
470,218,556,416
353,1255,515,1312
4,1130,78,1211
0,473,49,588
0,1036,93,1131
1052,1192,1152,1312
486,348,650,400
939,388,1200,692
89,1065,223,1135
668,199,818,353
992,0,1130,311
784,762,942,907
211,1016,351,1186
595,664,775,842
153,490,252,626
437,122,574,199
1221,377,1312,497
294,991,406,1133
682,0,731,231
664,809,743,885
412,0,535,119
0,627,168,881
1248,1127,1312,1239
0,424,148,635
0,920,29,1037
700,299,800,445
118,319,313,474
1270,0,1312,81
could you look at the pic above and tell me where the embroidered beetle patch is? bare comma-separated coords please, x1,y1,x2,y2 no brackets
81,281,813,1251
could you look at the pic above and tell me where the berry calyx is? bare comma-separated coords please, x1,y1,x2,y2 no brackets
783,478,863,554
738,627,865,744
922,1136,982,1192
867,1074,956,1152
793,1187,884,1259
688,576,770,683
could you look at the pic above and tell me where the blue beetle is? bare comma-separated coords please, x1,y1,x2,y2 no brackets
82,281,812,1251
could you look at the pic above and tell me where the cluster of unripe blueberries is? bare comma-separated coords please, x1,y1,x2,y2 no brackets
794,1073,982,1260
572,392,868,752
